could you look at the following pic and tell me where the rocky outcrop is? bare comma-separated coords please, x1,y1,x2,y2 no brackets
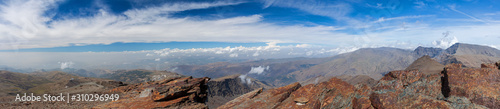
445,63,500,108
96,80,127,88
218,82,301,109
94,76,210,109
207,74,271,109
370,68,488,108
300,75,377,87
217,88,263,109
218,78,373,109
369,54,491,108
370,70,450,108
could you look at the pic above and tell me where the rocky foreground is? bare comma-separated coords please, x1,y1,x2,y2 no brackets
2,56,499,109
218,58,500,109
94,76,210,108
82,57,500,108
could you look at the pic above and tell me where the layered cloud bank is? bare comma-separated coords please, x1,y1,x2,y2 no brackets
1,0,499,71
0,0,499,51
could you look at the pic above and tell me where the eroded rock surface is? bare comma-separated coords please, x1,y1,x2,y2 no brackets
94,76,210,109
445,63,500,108
370,70,451,108
218,78,373,109
207,74,271,109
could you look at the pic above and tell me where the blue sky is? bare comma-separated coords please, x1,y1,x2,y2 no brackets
1,0,500,51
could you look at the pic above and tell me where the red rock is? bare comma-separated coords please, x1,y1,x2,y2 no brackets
219,78,373,109
445,63,500,108
480,63,497,69
93,76,210,109
217,88,263,109
370,70,449,109
277,78,371,109
218,82,300,109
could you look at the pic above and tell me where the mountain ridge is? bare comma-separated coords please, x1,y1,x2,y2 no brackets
219,60,500,108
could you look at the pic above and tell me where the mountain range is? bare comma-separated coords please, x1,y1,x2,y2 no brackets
218,56,500,109
173,43,500,87
1,43,500,108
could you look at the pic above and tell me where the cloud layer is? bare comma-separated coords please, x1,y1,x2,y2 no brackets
0,0,499,51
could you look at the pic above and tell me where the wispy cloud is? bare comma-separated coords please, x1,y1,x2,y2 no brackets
0,0,499,52
448,4,488,23
414,1,426,9
261,0,352,21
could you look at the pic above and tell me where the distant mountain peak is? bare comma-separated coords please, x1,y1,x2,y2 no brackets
413,46,443,58
405,55,444,74
444,43,500,57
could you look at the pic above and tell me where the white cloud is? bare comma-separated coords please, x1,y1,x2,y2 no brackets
261,0,352,20
448,4,487,23
0,0,499,53
432,31,459,49
58,61,74,69
229,53,239,57
486,45,499,49
149,42,346,58
414,1,426,8
238,74,252,85
374,15,434,24
252,51,260,57
295,44,311,48
248,66,269,75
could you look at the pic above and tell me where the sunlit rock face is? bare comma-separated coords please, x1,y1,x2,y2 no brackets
95,76,210,109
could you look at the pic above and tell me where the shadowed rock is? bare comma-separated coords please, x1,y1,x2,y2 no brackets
218,82,301,109
206,74,271,109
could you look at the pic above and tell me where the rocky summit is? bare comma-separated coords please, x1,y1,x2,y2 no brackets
94,76,210,109
219,58,500,109
218,78,373,109
445,63,500,108
206,74,271,109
